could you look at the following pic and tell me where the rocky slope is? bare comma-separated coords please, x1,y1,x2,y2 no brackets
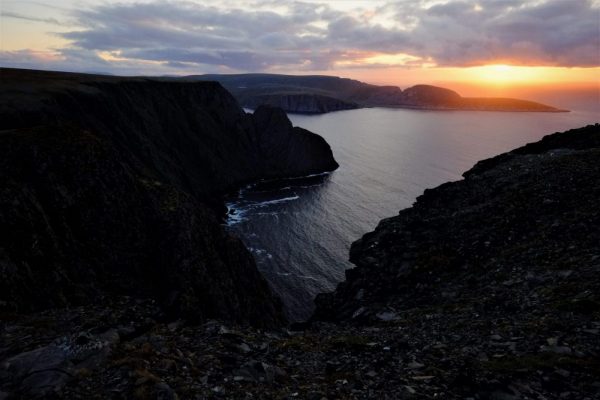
0,68,338,327
194,74,566,113
314,124,600,322
2,125,598,399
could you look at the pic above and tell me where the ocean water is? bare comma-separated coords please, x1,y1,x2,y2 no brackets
227,104,598,322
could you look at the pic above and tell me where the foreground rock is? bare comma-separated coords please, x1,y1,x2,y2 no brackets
0,68,338,326
2,125,598,399
314,124,600,397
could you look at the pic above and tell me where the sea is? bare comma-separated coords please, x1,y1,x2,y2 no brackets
226,94,599,321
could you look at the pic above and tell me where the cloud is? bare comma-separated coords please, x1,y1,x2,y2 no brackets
1,0,598,75
1,10,66,25
59,1,354,72
410,0,600,67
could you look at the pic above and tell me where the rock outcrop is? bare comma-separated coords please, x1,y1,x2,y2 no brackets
193,73,566,113
315,124,600,321
0,68,338,326
310,123,600,396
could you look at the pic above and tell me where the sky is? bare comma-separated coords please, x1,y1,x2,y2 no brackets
1,0,599,93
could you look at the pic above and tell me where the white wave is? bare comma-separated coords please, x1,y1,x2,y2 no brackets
249,186,293,193
252,195,299,207
226,212,246,226
255,212,282,217
252,171,331,186
286,171,331,180
247,247,274,259
296,183,322,189
225,205,248,226
225,194,298,225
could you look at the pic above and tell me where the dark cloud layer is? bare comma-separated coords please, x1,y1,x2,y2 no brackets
2,0,598,73
413,0,600,66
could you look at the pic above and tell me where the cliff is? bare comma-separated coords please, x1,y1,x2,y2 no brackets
311,123,600,396
2,123,598,399
239,92,358,114
0,68,338,327
315,124,600,322
193,73,566,113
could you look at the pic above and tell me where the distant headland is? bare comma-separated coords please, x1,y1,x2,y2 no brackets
191,73,569,114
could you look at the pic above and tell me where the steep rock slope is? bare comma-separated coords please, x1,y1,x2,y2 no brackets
240,92,358,113
315,124,600,321
1,69,338,203
306,124,600,397
0,68,338,326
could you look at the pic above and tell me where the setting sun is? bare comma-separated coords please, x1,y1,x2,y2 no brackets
467,64,578,85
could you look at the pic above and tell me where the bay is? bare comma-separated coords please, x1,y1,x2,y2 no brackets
227,102,598,321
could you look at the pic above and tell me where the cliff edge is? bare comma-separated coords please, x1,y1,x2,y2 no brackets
315,124,600,322
0,68,338,327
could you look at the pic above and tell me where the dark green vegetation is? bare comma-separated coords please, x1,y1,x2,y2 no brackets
193,73,566,114
0,68,338,327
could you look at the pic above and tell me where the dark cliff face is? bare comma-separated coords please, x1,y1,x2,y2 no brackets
1,69,338,203
241,93,358,114
251,105,339,175
314,124,600,322
0,125,283,327
0,68,337,326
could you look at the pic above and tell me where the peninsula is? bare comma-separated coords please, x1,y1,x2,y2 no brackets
193,73,567,114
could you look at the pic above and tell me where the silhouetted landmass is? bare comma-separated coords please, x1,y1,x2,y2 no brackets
193,73,567,113
0,67,338,328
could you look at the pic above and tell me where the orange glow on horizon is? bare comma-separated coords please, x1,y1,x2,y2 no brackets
468,64,543,85
315,64,600,93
